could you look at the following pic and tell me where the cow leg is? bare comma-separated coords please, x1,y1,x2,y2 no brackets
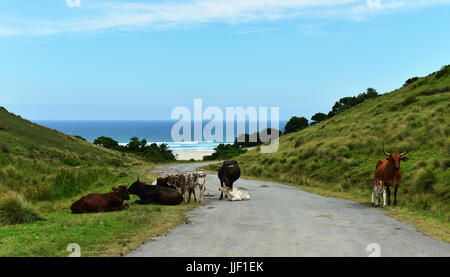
371,191,375,207
199,184,205,202
182,187,187,203
386,186,391,206
117,203,129,211
219,179,224,200
192,188,197,203
383,188,387,208
393,185,398,206
133,199,152,205
187,189,191,203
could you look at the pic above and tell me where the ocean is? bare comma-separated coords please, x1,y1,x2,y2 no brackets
35,120,287,152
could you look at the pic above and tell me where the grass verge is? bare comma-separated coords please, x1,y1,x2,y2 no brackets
0,164,202,257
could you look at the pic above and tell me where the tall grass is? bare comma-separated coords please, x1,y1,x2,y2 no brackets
0,191,44,225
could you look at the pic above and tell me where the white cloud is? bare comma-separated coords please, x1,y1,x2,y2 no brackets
1,0,450,36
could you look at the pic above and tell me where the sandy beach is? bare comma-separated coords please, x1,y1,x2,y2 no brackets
173,151,214,161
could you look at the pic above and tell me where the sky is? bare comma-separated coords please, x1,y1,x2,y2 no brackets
1,0,450,120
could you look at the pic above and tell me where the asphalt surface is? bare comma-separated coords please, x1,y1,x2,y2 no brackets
127,162,450,257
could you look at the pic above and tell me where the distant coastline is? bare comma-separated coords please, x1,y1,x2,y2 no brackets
35,120,287,152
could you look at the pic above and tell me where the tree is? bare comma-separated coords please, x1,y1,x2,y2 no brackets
127,136,141,152
93,136,118,149
311,113,328,124
234,128,282,148
284,116,309,134
159,143,169,154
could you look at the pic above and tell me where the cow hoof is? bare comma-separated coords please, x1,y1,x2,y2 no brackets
394,201,398,206
372,203,375,207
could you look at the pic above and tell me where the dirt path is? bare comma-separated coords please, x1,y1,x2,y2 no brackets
127,162,450,257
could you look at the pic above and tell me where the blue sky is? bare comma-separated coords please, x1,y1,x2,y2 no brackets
1,0,450,120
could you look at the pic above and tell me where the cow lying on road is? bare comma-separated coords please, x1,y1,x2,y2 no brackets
128,178,183,205
71,186,130,213
152,171,207,203
218,186,250,201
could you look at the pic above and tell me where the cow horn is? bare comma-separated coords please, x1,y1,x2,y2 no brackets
383,146,390,156
400,150,407,156
137,176,140,181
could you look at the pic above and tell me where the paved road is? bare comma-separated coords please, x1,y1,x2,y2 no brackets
128,162,450,257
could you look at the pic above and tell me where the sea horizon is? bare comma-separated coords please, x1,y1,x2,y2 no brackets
34,120,287,152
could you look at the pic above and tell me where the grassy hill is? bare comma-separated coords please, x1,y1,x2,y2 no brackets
0,107,140,201
0,108,199,256
210,65,450,235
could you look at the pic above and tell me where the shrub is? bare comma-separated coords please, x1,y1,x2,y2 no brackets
414,169,436,193
284,116,309,134
403,77,419,87
106,158,122,167
60,157,82,167
402,95,417,106
118,171,128,178
0,192,44,225
1,144,10,154
294,138,303,148
435,65,450,79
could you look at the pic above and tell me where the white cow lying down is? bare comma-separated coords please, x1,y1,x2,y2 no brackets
218,186,250,201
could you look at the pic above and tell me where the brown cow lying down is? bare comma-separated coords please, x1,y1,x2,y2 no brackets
71,186,130,214
128,178,183,205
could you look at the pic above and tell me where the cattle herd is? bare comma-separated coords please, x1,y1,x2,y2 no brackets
70,160,245,214
70,149,410,214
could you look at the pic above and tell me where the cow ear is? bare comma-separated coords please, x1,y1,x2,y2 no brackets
401,157,409,162
112,187,118,192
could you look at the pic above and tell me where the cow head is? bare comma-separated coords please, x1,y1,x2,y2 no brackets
128,177,146,195
112,185,130,200
155,177,169,186
193,171,206,186
383,148,409,171
218,186,232,193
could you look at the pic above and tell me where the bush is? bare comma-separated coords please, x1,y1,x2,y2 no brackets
402,94,417,106
284,116,309,134
403,77,419,87
435,65,450,79
414,169,436,193
1,144,10,154
0,192,44,225
203,144,246,161
60,157,82,167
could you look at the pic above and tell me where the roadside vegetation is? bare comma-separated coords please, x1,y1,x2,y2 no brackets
94,136,176,162
203,65,450,241
203,143,247,161
0,108,198,256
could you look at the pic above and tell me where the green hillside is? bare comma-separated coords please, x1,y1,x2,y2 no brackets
232,65,450,226
0,107,140,201
0,108,201,256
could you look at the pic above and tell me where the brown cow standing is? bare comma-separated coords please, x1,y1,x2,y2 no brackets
71,186,130,213
374,148,409,206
